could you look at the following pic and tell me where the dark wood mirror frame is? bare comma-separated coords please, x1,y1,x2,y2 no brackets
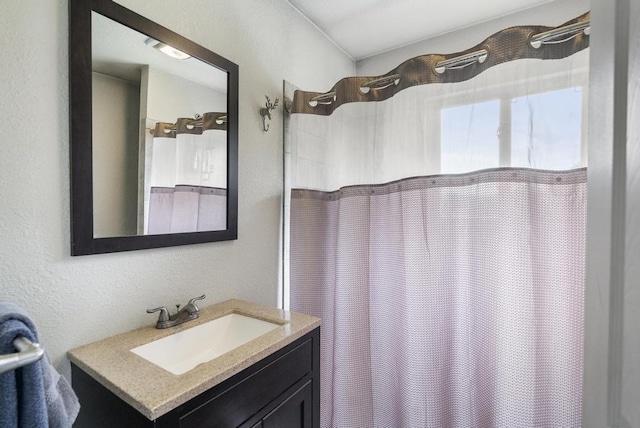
69,0,238,255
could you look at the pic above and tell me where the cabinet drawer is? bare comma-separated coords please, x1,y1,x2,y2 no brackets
261,379,313,428
179,337,313,427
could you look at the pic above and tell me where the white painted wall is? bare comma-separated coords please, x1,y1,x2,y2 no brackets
92,73,140,238
582,0,640,425
0,0,353,375
144,67,227,122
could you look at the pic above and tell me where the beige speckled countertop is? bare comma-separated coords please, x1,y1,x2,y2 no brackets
67,299,320,420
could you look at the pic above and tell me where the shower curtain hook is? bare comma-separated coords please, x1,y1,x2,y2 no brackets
260,95,279,132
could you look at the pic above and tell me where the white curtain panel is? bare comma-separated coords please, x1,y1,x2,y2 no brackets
173,129,226,188
287,51,588,193
149,135,177,187
146,129,227,234
287,49,588,426
200,129,227,188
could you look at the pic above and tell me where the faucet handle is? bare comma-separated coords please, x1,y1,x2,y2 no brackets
187,295,206,311
147,306,170,322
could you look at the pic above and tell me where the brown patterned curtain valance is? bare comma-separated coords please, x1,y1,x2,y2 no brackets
291,12,589,116
152,111,228,138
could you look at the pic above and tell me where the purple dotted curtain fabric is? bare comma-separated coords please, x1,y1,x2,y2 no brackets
147,186,227,233
290,168,586,427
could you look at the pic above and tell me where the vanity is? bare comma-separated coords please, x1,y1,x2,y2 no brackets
68,300,320,427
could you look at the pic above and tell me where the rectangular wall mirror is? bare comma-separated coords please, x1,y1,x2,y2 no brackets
69,0,238,255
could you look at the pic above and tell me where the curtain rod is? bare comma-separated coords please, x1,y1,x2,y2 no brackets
291,12,589,116
434,49,488,74
530,20,590,48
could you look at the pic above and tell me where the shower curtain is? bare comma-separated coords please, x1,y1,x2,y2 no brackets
145,112,227,234
286,14,589,428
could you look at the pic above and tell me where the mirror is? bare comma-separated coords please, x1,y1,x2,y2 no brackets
69,0,238,255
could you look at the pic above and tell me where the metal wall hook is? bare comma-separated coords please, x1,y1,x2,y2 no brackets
260,95,279,132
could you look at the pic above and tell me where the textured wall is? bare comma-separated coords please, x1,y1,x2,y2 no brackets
0,0,353,374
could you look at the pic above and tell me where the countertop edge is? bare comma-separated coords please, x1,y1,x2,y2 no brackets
150,320,320,419
67,299,321,420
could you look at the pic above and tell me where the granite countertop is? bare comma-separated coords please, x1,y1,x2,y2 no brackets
67,299,320,420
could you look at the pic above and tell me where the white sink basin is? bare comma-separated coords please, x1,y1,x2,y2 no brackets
131,313,281,375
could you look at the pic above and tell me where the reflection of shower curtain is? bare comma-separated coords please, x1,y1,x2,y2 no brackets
145,113,227,234
147,185,226,233
286,14,589,428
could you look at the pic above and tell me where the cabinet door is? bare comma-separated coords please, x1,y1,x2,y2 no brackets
178,339,313,427
261,380,312,428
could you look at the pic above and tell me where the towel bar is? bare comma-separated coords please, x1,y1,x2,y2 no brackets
0,337,45,375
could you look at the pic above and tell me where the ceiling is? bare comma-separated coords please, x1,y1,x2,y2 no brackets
92,11,227,92
286,0,554,60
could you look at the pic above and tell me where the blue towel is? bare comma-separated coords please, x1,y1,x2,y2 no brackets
0,302,79,428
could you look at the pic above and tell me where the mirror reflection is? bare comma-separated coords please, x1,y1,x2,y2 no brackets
91,12,228,238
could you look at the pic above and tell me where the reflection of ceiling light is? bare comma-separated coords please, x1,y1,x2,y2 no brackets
145,38,191,60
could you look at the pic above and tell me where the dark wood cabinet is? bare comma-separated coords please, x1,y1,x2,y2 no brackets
261,380,313,427
72,327,319,428
239,378,313,428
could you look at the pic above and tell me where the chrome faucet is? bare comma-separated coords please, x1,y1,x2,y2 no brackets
147,295,206,329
